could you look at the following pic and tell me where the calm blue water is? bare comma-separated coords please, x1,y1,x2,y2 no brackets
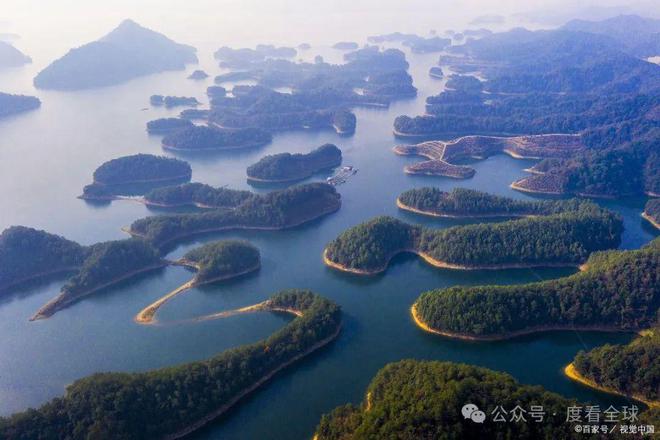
0,41,656,440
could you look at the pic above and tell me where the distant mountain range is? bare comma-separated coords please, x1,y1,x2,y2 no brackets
0,41,31,68
34,19,197,90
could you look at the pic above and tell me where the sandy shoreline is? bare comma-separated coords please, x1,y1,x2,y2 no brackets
564,363,659,408
642,212,660,230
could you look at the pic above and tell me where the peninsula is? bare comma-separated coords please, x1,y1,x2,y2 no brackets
143,183,254,208
0,92,41,119
411,238,659,340
162,125,272,151
324,201,622,275
135,240,260,324
247,144,342,183
33,19,197,90
2,290,341,440
80,154,192,199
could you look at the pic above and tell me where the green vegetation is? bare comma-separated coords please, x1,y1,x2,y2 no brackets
0,226,86,292
182,240,260,283
247,144,342,182
398,187,592,217
1,290,341,439
162,125,272,151
315,360,585,439
0,93,40,118
573,329,660,402
326,201,622,273
146,117,193,134
91,154,192,185
32,239,163,320
414,238,660,338
149,95,199,107
644,198,660,229
332,109,356,134
144,182,254,208
130,183,341,247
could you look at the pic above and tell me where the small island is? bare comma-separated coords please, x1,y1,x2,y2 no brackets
31,238,165,320
246,144,342,183
428,66,444,78
188,69,209,80
397,187,589,218
411,238,659,340
80,154,192,199
0,226,86,293
146,117,193,134
314,360,590,439
127,182,342,248
643,198,660,230
2,290,341,439
393,134,584,179
324,200,622,275
566,329,659,407
143,183,255,208
150,95,199,108
162,125,272,151
332,42,359,50
136,240,261,324
0,92,41,119
33,19,197,90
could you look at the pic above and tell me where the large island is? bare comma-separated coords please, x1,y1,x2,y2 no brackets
412,238,659,340
1,290,341,440
247,144,342,183
324,199,622,274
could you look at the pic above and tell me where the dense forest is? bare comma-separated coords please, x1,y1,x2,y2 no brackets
0,92,41,118
398,187,592,217
32,239,164,319
130,183,341,247
393,25,660,197
91,154,192,185
414,238,660,338
0,226,86,292
144,182,255,208
33,19,197,90
247,144,342,182
0,290,341,439
332,109,357,134
146,117,193,134
325,201,622,273
183,240,260,283
573,329,660,402
161,125,272,150
644,198,660,228
315,360,587,439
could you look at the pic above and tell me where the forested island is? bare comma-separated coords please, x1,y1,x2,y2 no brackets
81,154,192,199
31,238,165,320
397,187,591,218
143,183,255,208
0,226,86,293
332,42,359,50
643,199,660,230
246,144,342,183
314,360,588,439
214,45,297,68
428,66,444,78
324,201,622,274
161,125,272,151
0,92,41,119
33,19,197,90
568,328,659,407
412,238,659,340
393,23,659,197
146,117,193,134
1,290,342,439
188,69,209,80
150,95,199,108
0,41,31,67
136,240,261,324
128,183,342,248
392,134,584,179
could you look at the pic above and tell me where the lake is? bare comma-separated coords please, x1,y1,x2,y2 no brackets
0,39,657,440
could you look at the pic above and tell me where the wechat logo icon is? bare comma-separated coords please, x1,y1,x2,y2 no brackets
462,403,486,423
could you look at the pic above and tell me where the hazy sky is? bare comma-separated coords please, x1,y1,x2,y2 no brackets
2,0,658,64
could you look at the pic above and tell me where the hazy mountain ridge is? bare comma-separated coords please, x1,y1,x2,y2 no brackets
0,41,31,68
